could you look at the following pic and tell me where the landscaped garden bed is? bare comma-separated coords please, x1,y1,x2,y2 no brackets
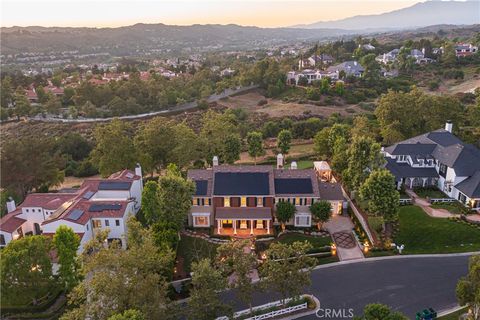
413,186,447,199
431,202,474,215
176,235,220,275
394,206,480,254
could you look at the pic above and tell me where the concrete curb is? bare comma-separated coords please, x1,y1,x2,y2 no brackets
313,251,480,270
437,305,465,317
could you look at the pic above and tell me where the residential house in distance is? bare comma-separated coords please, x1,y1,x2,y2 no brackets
187,155,345,236
359,44,376,51
376,48,434,65
286,69,338,85
0,165,144,251
327,61,365,78
455,43,478,57
298,54,334,69
220,68,236,77
383,122,480,211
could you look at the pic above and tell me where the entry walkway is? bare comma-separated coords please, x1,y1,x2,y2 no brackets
324,215,364,261
405,189,459,218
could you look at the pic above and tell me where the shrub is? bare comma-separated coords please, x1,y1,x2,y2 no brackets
257,99,268,106
428,80,440,91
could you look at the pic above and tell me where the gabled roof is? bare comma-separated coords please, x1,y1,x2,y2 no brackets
318,182,344,201
455,171,480,199
385,158,439,181
0,211,26,233
20,193,78,210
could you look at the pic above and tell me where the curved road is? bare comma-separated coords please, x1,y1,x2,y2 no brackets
223,254,474,319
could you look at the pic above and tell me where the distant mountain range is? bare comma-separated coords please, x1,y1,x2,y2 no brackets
1,0,479,56
293,0,479,30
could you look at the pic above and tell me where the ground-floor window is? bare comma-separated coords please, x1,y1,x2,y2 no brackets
458,192,467,204
193,215,209,227
0,234,5,246
294,214,311,227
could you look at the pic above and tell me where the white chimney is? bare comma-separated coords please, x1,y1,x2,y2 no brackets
213,156,219,166
135,163,142,178
445,121,453,133
6,197,16,213
291,161,298,170
277,154,284,169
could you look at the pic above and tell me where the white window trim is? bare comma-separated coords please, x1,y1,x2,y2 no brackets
294,212,311,227
192,212,211,227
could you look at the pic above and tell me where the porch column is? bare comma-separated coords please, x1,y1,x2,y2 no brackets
422,178,427,187
250,219,254,235
233,220,237,235
217,220,221,234
267,220,270,234
409,178,413,189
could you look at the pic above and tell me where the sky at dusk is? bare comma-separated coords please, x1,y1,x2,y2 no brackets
1,0,420,28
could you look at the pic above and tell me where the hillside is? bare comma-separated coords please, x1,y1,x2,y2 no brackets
0,24,353,55
294,0,479,31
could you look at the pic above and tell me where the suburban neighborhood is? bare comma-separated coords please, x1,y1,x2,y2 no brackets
1,1,480,320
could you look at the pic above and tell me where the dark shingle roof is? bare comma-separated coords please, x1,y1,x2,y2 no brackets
385,158,439,181
274,178,313,195
455,171,480,198
213,172,270,196
318,182,344,200
386,143,437,156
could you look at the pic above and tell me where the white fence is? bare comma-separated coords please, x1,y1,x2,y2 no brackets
429,198,457,204
245,303,308,320
399,198,413,205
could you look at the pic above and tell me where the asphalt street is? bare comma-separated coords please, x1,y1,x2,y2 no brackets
222,255,473,320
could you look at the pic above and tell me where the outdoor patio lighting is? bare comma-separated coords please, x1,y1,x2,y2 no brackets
261,253,267,260
331,243,337,256
363,242,370,254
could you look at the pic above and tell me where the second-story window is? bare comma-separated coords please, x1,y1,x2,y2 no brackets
257,197,263,207
105,220,110,227
224,197,230,207
93,220,102,228
241,197,247,207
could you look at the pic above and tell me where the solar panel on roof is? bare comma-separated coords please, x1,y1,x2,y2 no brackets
89,203,122,212
83,191,95,199
68,209,84,221
195,180,208,196
98,181,131,190
274,178,313,194
214,172,270,195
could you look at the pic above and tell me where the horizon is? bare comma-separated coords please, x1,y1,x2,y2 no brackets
1,0,425,28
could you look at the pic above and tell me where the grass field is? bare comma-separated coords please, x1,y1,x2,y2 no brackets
176,235,219,274
394,206,480,254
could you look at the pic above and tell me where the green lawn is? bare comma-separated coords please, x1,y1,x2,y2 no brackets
413,187,448,199
276,233,332,247
431,202,469,215
394,206,480,254
296,160,314,169
176,235,220,274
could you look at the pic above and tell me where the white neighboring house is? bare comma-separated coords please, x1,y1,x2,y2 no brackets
360,44,376,51
383,122,480,211
287,69,338,85
376,48,434,65
220,68,235,77
455,43,478,57
0,165,144,251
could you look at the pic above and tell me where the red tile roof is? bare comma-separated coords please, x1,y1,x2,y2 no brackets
0,210,26,233
21,193,78,210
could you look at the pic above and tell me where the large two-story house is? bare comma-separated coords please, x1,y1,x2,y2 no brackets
187,156,345,236
383,122,480,210
0,165,144,251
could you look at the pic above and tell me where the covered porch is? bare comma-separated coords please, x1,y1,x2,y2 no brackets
214,207,273,237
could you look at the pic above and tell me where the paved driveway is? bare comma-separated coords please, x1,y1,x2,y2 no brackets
325,215,364,261
223,254,472,319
